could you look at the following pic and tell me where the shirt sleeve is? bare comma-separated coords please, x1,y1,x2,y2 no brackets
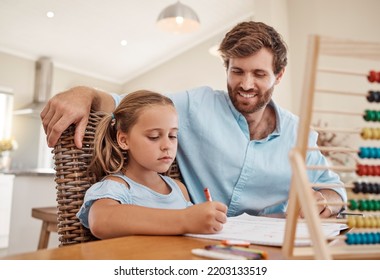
76,180,132,228
111,92,125,108
306,130,348,203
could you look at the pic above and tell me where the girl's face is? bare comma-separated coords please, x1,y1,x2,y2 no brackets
118,104,178,174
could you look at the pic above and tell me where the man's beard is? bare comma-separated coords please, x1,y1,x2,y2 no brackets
227,84,274,115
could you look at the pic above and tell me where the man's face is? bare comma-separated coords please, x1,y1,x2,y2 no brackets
226,48,284,116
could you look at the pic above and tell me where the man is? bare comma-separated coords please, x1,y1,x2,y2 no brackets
41,21,346,217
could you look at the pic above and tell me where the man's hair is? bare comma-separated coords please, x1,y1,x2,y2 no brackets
219,21,288,74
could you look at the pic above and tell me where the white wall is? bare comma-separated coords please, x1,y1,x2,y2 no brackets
287,0,380,115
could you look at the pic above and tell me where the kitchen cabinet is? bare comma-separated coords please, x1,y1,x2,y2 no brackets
0,174,14,248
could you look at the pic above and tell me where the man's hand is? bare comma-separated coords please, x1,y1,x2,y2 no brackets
40,86,116,148
41,86,94,148
299,189,343,218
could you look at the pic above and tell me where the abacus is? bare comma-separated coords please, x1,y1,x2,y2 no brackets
283,35,380,259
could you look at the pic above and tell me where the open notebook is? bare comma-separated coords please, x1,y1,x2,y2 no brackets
186,213,348,247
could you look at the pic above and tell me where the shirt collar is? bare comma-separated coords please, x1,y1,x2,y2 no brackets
226,94,282,140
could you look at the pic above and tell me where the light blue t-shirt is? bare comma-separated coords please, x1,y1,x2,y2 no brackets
77,173,192,228
112,86,347,217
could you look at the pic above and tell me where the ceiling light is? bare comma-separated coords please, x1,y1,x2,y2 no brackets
156,1,200,34
46,11,55,18
120,40,128,46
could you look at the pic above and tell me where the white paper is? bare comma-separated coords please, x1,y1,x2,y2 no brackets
186,213,348,247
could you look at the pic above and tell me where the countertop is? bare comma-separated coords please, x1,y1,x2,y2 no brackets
2,168,55,176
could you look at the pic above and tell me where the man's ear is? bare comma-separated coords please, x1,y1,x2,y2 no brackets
117,131,129,150
275,68,285,85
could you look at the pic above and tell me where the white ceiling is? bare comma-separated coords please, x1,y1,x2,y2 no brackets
0,0,255,84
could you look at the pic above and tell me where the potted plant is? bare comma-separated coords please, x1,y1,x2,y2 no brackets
0,138,17,171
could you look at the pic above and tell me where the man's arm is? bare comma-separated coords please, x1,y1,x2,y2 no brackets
40,86,116,148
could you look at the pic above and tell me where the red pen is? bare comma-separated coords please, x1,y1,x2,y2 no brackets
204,187,212,201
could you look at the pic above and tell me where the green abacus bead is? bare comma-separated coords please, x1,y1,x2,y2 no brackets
375,200,380,211
349,199,358,210
364,110,376,121
368,200,375,211
376,111,380,121
358,200,368,211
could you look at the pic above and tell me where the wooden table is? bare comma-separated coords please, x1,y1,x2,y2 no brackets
1,235,284,260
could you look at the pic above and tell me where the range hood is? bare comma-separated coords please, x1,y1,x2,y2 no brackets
13,57,53,117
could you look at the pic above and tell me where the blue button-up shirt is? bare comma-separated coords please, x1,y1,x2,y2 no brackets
112,86,346,216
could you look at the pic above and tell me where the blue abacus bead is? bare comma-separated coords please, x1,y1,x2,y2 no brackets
375,233,380,244
373,148,379,158
359,147,368,158
345,233,355,245
361,233,368,244
367,233,374,244
376,148,380,158
355,233,362,244
368,147,376,158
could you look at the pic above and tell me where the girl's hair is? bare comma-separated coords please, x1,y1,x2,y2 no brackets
219,21,288,75
88,90,174,181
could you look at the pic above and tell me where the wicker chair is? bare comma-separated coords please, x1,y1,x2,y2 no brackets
53,111,182,246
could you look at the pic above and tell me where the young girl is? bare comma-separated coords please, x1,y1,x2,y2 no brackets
77,90,227,239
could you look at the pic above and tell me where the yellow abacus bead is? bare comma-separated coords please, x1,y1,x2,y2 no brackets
364,216,372,228
347,216,356,228
372,216,379,228
373,217,379,228
374,128,380,140
376,216,380,228
356,216,365,228
361,127,372,140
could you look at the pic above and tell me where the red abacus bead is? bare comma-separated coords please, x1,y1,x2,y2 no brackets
376,165,380,176
377,72,380,83
356,164,367,176
367,165,375,176
368,70,377,83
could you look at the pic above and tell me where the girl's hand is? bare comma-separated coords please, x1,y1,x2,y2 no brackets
183,201,227,234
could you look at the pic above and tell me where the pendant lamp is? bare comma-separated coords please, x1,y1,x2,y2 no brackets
156,1,200,34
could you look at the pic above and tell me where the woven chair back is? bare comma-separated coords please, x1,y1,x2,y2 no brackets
53,111,182,246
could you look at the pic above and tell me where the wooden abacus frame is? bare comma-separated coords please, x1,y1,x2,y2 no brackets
282,35,380,259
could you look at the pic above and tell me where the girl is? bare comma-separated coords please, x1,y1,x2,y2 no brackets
77,90,227,239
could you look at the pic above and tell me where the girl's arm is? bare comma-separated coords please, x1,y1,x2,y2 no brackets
88,198,227,239
174,179,191,201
